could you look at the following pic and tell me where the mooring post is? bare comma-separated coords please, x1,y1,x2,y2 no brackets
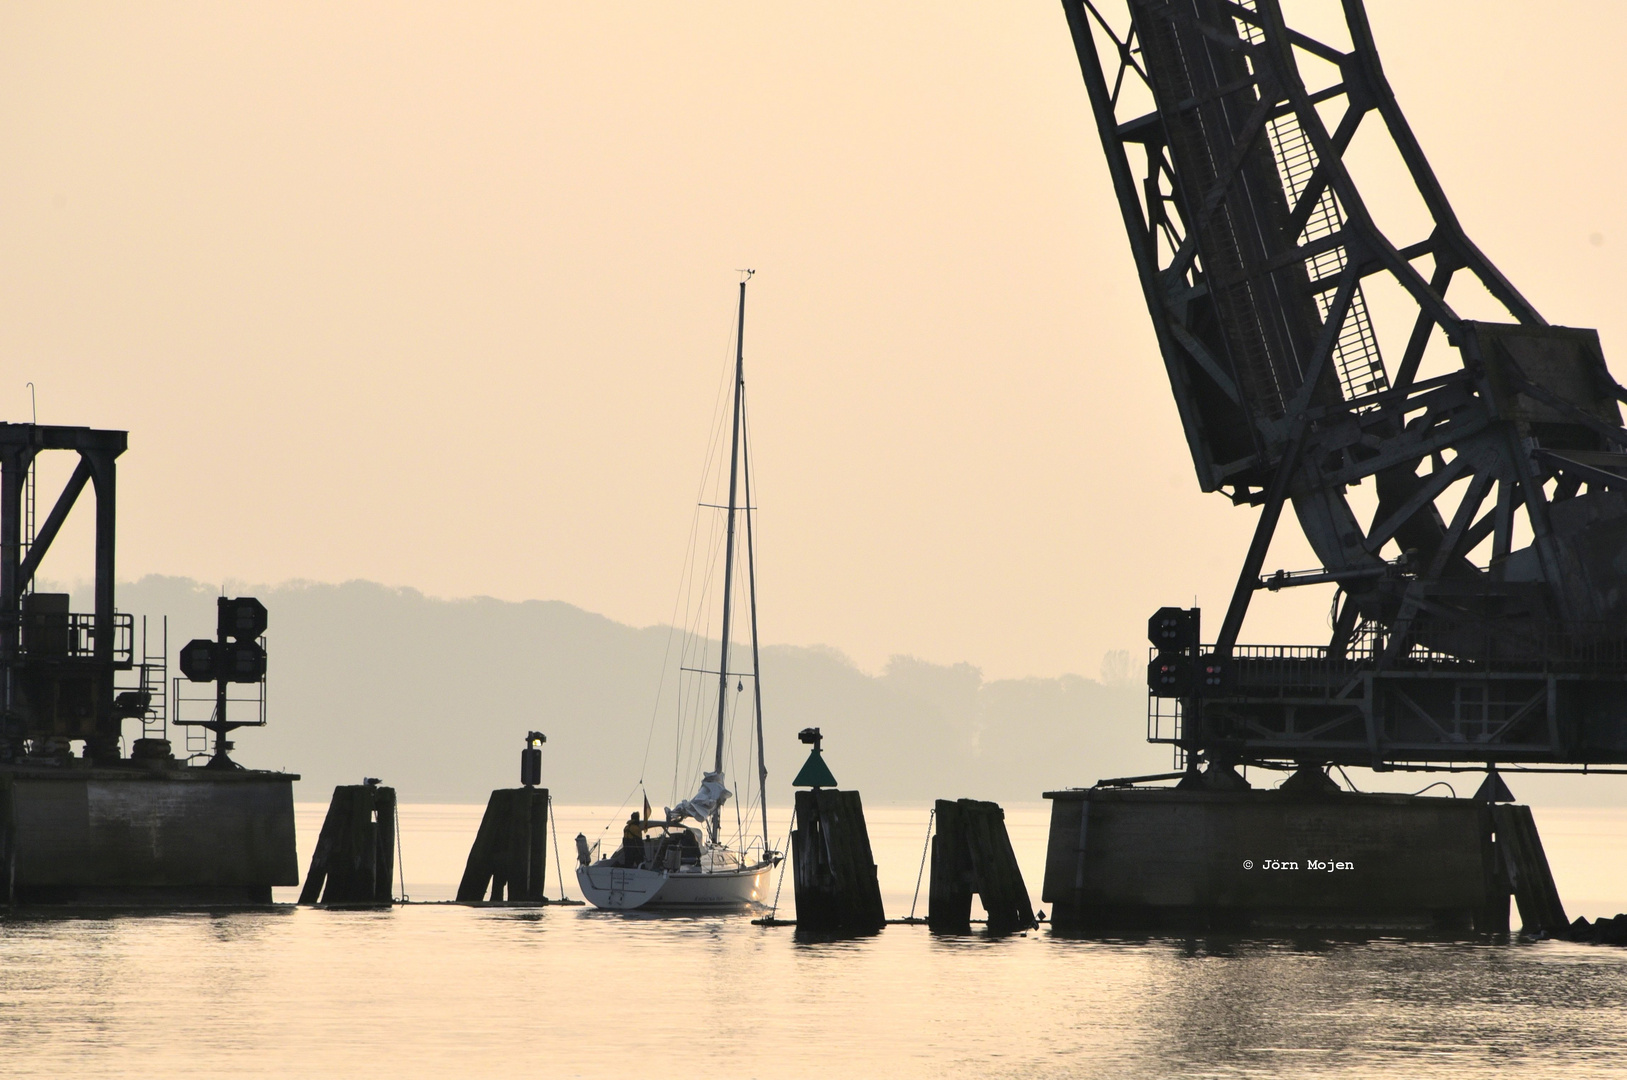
1492,803,1568,935
928,798,1036,934
457,786,551,902
970,800,1035,933
299,781,397,905
786,728,884,932
487,789,512,900
505,785,549,902
346,781,375,900
371,784,397,902
458,793,553,904
458,790,507,901
458,733,554,903
524,785,549,900
928,799,973,933
790,788,885,933
297,787,346,905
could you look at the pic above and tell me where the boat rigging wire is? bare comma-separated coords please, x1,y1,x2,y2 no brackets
654,296,741,807
733,684,746,842
636,544,691,794
672,477,726,799
740,389,772,854
599,780,645,841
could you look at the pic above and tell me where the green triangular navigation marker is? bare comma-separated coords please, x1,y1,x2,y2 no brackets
792,747,838,788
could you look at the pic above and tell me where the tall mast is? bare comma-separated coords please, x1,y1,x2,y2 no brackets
712,275,748,844
742,406,769,852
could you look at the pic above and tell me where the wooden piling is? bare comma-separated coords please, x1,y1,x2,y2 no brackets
791,788,885,933
1492,803,1568,935
928,800,973,933
456,787,550,902
298,783,397,905
372,785,397,900
928,798,1036,934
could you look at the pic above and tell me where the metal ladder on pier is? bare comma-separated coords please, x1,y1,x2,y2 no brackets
138,620,169,743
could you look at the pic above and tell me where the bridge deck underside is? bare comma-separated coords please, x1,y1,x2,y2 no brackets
1154,654,1627,766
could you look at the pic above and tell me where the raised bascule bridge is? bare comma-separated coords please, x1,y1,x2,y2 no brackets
1042,0,1625,933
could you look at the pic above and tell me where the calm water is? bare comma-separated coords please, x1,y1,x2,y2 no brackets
1,803,1625,1078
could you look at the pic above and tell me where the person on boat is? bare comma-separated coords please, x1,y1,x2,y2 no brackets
617,812,645,868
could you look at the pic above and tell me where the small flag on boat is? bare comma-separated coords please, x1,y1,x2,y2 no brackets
642,792,652,822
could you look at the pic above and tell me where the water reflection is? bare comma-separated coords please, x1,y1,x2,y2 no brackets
1127,938,1627,1078
0,907,1624,1078
3,801,1625,1078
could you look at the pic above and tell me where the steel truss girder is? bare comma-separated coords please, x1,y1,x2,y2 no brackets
1153,661,1627,768
1063,0,1627,764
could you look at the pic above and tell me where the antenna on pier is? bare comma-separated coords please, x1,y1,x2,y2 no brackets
22,384,37,593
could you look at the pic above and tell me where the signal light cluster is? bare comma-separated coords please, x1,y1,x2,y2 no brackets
1147,606,1199,698
179,597,268,685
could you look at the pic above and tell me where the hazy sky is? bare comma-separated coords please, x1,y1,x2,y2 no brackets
4,2,1625,679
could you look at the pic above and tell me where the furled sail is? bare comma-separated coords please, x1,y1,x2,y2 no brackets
667,771,731,825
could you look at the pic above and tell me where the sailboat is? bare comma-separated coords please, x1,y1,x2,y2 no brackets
575,274,781,911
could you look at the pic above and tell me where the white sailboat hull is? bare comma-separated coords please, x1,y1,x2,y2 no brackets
576,860,775,912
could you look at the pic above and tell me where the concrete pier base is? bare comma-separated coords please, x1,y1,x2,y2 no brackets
1,765,299,907
1043,787,1516,934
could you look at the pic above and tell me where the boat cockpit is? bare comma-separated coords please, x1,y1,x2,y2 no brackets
603,821,704,871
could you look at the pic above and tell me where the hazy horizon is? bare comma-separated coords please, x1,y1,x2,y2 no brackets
38,572,1627,811
64,573,1163,806
52,570,1145,685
